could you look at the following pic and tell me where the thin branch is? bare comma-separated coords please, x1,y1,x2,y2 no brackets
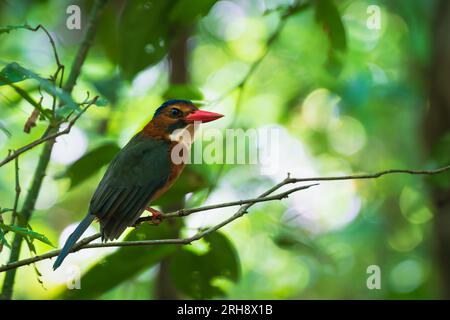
1,0,109,300
136,183,319,224
0,184,317,272
1,164,449,273
285,166,450,184
10,157,20,227
0,97,98,168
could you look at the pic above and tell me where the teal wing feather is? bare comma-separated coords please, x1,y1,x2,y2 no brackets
89,133,171,240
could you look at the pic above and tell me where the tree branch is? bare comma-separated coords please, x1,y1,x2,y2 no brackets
0,183,317,273
10,157,20,227
0,164,448,274
0,0,108,300
0,97,98,168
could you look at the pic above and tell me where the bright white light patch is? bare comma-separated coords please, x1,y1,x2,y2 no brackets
35,179,59,210
51,125,87,164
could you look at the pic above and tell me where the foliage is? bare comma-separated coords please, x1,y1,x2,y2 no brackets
0,0,448,300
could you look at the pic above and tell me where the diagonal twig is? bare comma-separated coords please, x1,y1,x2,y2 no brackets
0,164,448,273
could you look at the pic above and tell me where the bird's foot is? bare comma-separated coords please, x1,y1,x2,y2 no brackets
145,207,164,225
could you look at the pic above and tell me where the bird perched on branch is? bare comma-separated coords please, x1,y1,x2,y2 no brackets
53,99,223,270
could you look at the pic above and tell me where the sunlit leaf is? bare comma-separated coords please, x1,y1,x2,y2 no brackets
169,0,217,23
0,223,54,247
169,232,240,299
315,0,347,74
0,62,77,110
97,1,216,80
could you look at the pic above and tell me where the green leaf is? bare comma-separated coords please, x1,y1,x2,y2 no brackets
169,232,240,299
0,62,30,85
0,223,54,247
162,84,204,101
97,1,216,80
0,62,78,111
0,24,30,36
57,143,121,190
58,223,178,299
97,1,172,80
94,97,109,107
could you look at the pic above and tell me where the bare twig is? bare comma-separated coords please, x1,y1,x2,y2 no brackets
136,183,319,224
0,97,98,168
1,164,448,274
24,24,62,68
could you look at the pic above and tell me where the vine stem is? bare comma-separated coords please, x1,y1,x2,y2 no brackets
0,0,109,300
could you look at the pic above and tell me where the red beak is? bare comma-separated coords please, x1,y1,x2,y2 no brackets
185,110,224,123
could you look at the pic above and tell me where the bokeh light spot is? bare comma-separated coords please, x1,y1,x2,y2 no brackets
389,259,425,293
51,125,88,165
400,187,433,224
328,116,367,156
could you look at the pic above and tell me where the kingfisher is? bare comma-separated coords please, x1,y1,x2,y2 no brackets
53,99,223,270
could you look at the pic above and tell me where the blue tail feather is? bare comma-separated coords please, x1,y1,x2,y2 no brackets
53,214,95,270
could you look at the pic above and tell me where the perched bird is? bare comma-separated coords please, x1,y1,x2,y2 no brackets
53,99,223,270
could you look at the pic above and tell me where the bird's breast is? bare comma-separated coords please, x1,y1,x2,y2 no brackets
148,141,188,201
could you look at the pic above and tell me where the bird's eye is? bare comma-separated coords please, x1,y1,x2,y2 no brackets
170,108,182,117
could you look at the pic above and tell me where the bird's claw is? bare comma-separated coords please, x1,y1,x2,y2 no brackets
145,207,164,225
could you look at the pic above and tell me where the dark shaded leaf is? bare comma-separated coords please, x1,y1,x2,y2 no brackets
0,62,30,85
315,0,347,74
169,232,240,299
89,74,123,105
58,223,178,299
97,1,216,80
57,143,121,190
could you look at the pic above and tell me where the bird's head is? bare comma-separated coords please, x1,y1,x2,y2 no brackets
144,99,224,139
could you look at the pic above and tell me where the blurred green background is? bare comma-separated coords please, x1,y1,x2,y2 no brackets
0,0,449,299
